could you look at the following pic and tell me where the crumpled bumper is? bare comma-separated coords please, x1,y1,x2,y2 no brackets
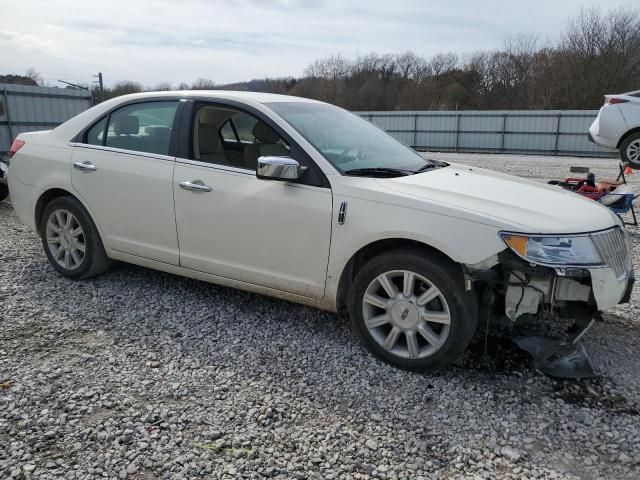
590,267,634,310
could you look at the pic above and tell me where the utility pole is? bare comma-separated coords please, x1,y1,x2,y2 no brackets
93,72,104,104
97,73,104,98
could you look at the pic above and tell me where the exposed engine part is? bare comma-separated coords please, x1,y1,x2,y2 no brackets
504,274,596,321
554,277,592,302
504,272,548,320
467,249,609,378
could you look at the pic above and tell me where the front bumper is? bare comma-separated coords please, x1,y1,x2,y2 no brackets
501,265,633,321
620,270,635,304
471,230,634,321
588,267,633,311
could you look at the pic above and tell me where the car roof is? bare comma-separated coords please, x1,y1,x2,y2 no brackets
113,90,323,105
50,90,325,142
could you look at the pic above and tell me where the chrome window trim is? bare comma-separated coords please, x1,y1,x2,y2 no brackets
69,142,175,162
175,157,254,175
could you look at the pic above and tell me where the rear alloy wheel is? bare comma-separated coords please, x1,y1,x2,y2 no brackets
620,132,640,169
45,209,86,270
40,196,111,279
350,249,478,372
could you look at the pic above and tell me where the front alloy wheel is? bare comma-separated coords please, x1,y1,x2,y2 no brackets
350,249,478,372
363,270,451,359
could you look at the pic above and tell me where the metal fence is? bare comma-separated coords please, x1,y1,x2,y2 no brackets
0,83,92,156
356,110,616,157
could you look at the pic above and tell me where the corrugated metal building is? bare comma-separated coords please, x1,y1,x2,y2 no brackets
0,88,615,159
0,83,92,157
356,110,616,157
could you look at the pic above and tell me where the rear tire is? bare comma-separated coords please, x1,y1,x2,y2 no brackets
40,196,111,279
349,249,478,372
620,132,640,169
0,183,8,202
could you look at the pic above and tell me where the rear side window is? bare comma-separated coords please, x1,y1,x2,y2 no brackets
86,101,179,156
220,121,238,142
87,117,107,145
230,112,258,143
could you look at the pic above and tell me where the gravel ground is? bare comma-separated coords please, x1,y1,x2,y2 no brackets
1,153,639,480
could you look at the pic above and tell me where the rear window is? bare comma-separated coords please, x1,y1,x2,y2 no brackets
85,101,179,156
87,117,107,145
231,112,258,143
220,121,237,142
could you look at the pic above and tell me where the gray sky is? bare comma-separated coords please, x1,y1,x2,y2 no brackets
0,0,633,87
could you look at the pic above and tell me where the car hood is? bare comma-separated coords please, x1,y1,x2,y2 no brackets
378,164,618,233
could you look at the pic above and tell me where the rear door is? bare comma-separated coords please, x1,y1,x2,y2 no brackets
71,100,181,264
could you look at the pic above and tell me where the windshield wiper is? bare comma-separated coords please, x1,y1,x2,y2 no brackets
416,160,448,173
344,167,413,177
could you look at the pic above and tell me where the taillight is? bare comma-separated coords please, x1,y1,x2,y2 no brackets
9,139,25,158
607,97,629,105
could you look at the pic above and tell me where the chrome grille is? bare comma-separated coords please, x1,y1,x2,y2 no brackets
591,228,633,278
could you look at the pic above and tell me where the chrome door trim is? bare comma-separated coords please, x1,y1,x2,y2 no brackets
69,142,176,162
175,157,254,176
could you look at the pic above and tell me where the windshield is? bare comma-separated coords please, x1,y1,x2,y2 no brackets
266,102,436,175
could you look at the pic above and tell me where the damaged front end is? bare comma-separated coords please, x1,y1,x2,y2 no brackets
465,227,634,378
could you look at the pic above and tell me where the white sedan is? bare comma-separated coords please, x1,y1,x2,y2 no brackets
589,90,640,167
8,91,634,372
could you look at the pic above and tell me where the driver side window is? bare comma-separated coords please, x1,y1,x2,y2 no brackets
192,106,289,170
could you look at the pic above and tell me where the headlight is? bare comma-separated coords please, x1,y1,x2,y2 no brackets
500,233,603,266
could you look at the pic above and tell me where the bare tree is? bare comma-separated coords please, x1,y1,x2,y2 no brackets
191,78,216,90
25,68,43,86
429,53,458,77
153,82,174,91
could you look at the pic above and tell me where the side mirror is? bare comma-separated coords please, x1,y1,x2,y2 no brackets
256,156,307,181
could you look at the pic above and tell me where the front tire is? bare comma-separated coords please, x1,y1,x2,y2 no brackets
40,196,111,279
620,132,640,169
349,249,478,372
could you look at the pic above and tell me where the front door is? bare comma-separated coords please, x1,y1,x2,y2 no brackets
173,103,332,298
71,100,180,264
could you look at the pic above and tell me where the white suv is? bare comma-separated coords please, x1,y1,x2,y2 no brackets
8,91,634,371
589,90,640,167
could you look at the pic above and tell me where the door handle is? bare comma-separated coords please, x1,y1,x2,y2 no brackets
179,180,212,192
74,161,97,172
